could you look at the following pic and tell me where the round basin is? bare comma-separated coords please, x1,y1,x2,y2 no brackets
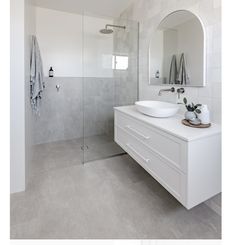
135,101,180,118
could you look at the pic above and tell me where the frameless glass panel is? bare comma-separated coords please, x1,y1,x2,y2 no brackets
113,19,139,107
82,14,139,163
31,7,84,177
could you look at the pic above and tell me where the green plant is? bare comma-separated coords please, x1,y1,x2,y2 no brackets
183,97,201,114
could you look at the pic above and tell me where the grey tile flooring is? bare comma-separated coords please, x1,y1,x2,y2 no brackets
84,134,125,162
205,194,221,216
11,143,221,239
30,139,83,176
30,134,124,176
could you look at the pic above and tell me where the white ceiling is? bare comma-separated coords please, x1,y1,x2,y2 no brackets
35,0,135,18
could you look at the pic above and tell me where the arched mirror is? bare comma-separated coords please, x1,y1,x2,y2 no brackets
149,10,205,87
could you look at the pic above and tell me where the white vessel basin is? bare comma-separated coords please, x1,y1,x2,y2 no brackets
135,101,180,118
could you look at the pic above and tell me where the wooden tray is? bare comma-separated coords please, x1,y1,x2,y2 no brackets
182,119,211,128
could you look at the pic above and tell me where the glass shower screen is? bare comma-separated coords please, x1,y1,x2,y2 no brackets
82,14,139,163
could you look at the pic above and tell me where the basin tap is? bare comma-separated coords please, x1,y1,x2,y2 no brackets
177,87,185,99
158,87,175,96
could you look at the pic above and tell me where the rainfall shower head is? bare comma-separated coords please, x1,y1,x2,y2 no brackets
99,24,126,34
100,28,114,34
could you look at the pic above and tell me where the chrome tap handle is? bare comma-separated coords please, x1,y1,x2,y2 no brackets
177,88,185,94
56,85,60,92
177,87,185,99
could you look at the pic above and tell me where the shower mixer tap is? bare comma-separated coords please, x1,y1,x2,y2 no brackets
56,85,60,92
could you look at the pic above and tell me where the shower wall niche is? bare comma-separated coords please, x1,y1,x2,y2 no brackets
32,6,139,163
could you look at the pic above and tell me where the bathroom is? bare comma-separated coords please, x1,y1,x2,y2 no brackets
10,0,222,240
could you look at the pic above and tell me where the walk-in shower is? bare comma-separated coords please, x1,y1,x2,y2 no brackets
83,18,138,163
30,8,139,177
99,24,126,34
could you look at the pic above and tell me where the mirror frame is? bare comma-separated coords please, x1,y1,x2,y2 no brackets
148,9,206,87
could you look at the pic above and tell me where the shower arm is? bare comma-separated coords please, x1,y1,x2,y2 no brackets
105,24,126,30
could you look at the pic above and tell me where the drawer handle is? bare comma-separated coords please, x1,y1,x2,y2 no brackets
125,125,150,140
126,143,150,163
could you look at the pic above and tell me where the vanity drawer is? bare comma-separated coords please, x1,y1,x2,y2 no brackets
115,111,185,172
115,126,186,203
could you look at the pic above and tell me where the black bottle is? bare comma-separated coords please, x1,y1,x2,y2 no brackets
49,67,54,77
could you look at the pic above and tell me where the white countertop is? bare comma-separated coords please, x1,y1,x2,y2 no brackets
114,106,221,142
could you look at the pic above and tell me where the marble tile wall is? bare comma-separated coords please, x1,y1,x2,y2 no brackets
32,77,115,145
119,0,221,123
32,20,139,145
113,19,139,106
84,77,115,138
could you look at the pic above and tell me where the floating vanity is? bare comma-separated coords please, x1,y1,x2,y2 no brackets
114,106,221,209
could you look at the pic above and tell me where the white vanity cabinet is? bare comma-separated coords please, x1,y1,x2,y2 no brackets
114,106,221,209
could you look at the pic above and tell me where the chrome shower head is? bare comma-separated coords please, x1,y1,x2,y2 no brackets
99,28,113,34
99,24,126,34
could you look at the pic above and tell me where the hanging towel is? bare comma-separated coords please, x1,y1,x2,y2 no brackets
176,53,190,85
30,35,44,113
169,55,177,84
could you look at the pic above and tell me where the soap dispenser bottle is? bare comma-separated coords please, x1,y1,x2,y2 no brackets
49,67,54,77
198,105,210,124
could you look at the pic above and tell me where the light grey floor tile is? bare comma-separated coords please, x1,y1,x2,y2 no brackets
84,142,124,162
31,134,124,175
30,139,83,176
83,134,124,162
205,193,221,216
11,142,221,239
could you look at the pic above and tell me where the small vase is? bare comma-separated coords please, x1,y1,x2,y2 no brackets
185,111,196,121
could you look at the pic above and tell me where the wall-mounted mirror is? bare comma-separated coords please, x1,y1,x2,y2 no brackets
149,10,205,87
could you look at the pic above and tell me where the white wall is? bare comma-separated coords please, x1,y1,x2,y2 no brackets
83,15,114,78
10,0,25,193
120,0,221,123
10,0,36,193
36,7,83,77
36,7,114,77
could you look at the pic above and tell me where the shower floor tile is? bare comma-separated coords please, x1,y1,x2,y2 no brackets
30,134,124,176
